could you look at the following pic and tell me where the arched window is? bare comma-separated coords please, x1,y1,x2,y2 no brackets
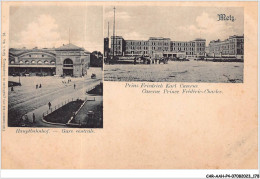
31,60,36,64
19,61,23,64
63,59,73,68
10,61,14,64
25,60,29,64
38,61,42,64
50,61,55,65
44,60,49,64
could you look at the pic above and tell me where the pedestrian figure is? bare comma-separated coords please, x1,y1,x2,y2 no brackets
68,79,69,83
32,113,36,123
134,58,136,65
36,84,38,89
11,86,14,91
74,83,76,89
39,84,42,88
48,102,51,110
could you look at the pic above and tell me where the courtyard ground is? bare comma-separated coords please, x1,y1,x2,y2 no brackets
104,61,243,83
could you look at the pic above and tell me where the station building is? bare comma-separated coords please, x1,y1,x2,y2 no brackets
9,43,90,77
109,36,206,59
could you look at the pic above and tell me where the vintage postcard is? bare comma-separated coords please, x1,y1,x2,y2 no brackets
1,1,258,171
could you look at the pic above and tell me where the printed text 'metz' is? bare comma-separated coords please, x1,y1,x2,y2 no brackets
217,14,235,22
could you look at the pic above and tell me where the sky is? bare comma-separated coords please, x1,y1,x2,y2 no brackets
104,6,244,45
9,5,103,52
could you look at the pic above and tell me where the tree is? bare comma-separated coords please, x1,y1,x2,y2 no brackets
90,51,103,67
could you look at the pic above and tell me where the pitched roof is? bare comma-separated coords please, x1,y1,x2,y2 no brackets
9,48,56,56
55,43,85,51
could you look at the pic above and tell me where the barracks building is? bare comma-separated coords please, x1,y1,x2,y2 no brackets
109,36,206,59
9,44,90,77
208,35,244,58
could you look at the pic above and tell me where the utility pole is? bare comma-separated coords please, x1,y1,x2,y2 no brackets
19,63,21,85
112,6,116,59
107,22,109,60
108,22,109,38
69,27,71,44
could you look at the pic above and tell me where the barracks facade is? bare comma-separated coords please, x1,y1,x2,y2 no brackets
106,35,244,60
109,36,206,59
208,35,244,58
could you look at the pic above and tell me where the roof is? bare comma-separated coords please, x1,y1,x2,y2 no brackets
125,40,148,42
9,43,91,56
149,37,171,40
9,48,56,56
194,38,206,41
111,36,123,39
55,43,85,51
229,35,244,39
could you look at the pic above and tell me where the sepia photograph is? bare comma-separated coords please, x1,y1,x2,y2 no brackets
104,6,244,83
8,5,103,128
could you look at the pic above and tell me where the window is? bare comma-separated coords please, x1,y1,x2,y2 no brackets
19,61,23,64
44,61,49,64
25,60,29,64
42,55,44,57
31,60,36,64
29,55,31,57
38,61,42,64
10,60,14,64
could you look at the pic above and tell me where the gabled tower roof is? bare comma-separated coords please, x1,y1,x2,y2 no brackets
55,43,85,51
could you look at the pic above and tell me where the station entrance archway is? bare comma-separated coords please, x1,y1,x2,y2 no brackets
63,58,73,76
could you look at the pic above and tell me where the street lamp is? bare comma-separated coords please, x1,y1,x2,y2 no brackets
18,62,21,85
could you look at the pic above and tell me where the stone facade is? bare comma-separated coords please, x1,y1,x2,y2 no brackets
208,35,244,57
9,44,90,77
110,36,206,59
110,36,125,56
